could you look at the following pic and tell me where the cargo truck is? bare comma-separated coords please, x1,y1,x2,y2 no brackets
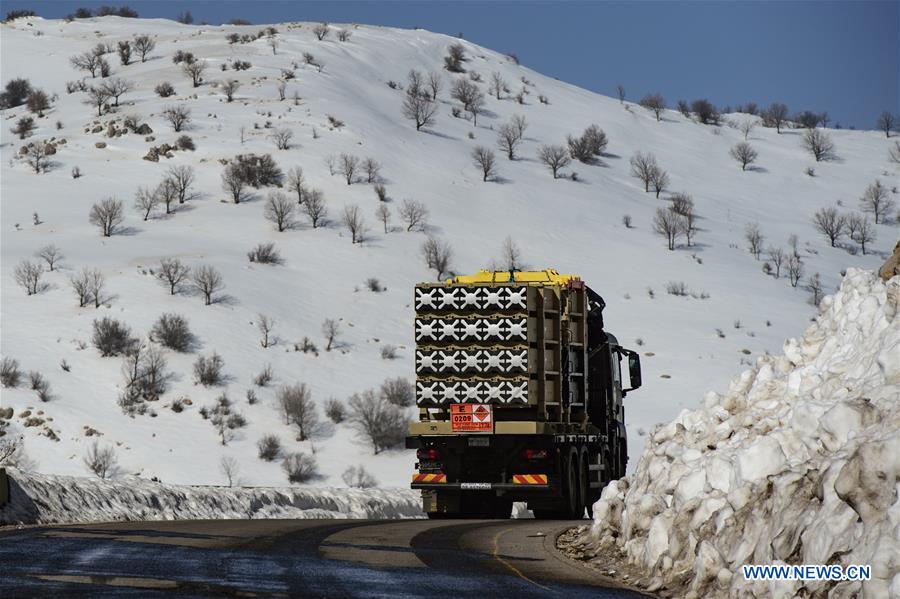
407,269,642,519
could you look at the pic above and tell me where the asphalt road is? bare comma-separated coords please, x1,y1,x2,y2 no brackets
0,519,648,598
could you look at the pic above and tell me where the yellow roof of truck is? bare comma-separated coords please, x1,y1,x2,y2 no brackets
448,269,580,286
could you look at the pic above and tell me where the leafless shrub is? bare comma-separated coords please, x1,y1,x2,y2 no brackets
622,215,633,228
730,142,758,171
802,128,835,162
286,166,305,203
501,236,524,271
489,71,506,99
847,213,876,254
665,281,688,296
877,111,897,137
630,152,657,192
399,199,429,232
538,144,570,178
11,116,35,139
342,465,377,488
256,315,275,348
444,42,466,72
221,163,246,203
99,77,132,106
154,81,175,97
133,34,155,62
88,198,124,237
192,264,225,305
347,389,408,454
313,22,330,40
231,154,282,188
84,441,118,478
70,51,104,77
342,204,367,243
339,154,359,185
472,146,497,181
257,434,282,461
402,86,438,131
14,260,44,295
337,29,351,42
616,84,625,103
422,236,453,280
322,319,340,351
150,313,194,352
739,119,756,140
496,114,527,159
248,243,284,265
325,398,345,423
277,383,318,441
812,207,845,247
650,166,669,198
362,158,381,183
134,186,160,220
193,352,225,386
219,456,240,487
182,60,206,87
206,393,246,445
806,273,824,306
787,255,803,287
889,141,900,165
120,343,170,409
162,105,191,132
745,223,764,259
271,127,293,150
691,98,719,124
1,357,22,388
282,452,318,483
427,71,442,100
380,377,414,407
221,79,240,102
380,345,398,359
23,142,50,173
92,317,135,357
0,435,25,467
766,247,786,278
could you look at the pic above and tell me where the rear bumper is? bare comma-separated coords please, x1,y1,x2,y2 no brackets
411,482,550,491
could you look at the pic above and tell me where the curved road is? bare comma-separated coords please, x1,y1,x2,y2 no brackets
0,519,648,598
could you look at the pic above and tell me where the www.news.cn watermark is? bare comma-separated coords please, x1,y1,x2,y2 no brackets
742,564,872,582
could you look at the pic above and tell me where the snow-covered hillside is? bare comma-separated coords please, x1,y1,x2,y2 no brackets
0,16,895,487
576,269,899,598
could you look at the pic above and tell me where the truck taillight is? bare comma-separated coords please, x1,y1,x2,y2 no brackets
417,448,440,460
524,448,547,460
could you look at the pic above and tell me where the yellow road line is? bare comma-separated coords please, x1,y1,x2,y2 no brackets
490,528,551,592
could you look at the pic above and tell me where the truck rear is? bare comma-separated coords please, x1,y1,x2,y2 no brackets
407,269,641,519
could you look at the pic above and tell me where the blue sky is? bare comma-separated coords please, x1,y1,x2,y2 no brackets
4,1,897,129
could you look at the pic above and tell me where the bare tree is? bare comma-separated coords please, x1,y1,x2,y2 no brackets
501,236,524,271
630,152,657,192
24,143,49,173
802,128,835,162
257,314,275,348
156,258,191,295
472,146,497,181
220,456,240,487
35,245,63,271
848,214,876,254
497,117,526,159
342,204,367,243
375,203,391,233
450,78,485,124
192,264,224,305
265,192,296,232
763,102,789,133
890,141,900,165
427,70,442,100
538,144,571,178
182,60,206,87
489,71,506,99
70,51,102,77
806,273,824,306
162,105,191,131
670,194,696,246
14,260,44,295
876,111,897,138
285,167,305,204
100,77,132,106
652,208,681,250
85,86,109,116
134,186,159,220
339,153,359,185
324,154,337,176
133,34,155,62
89,197,124,236
362,158,381,183
304,189,327,227
639,93,666,121
616,84,625,104
83,441,117,479
860,180,894,224
167,165,195,204
739,119,756,140
788,234,801,258
322,318,340,351
402,87,438,131
650,166,669,198
347,390,407,454
399,199,429,231
767,247,786,278
422,236,453,280
313,22,330,41
277,383,318,440
787,255,803,287
221,79,240,102
271,128,293,150
276,80,287,101
221,163,246,203
730,142,758,171
812,207,845,247
84,268,105,308
70,267,94,306
744,223,764,259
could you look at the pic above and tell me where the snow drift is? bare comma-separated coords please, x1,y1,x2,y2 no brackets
579,269,899,598
0,468,423,525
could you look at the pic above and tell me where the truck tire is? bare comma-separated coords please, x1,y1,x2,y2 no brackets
565,449,582,519
578,448,590,519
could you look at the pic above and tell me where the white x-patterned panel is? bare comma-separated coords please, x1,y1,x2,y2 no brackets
415,286,528,312
415,379,529,405
415,318,528,343
415,349,528,375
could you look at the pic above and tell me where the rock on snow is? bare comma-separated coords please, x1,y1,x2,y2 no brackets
580,269,899,598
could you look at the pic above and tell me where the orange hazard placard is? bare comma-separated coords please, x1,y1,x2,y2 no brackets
451,403,493,433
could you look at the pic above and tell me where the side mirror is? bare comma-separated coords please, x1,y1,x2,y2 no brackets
622,350,641,394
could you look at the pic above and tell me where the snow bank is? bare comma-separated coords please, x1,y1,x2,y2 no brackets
579,269,899,598
0,468,423,525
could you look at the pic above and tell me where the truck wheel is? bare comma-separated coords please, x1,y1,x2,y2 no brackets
565,449,582,519
577,449,590,519
491,497,513,519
